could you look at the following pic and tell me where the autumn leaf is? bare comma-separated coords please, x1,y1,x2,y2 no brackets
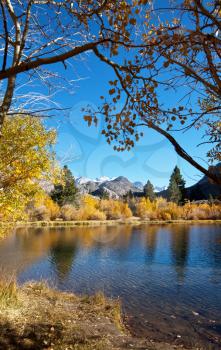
84,115,92,126
109,88,116,95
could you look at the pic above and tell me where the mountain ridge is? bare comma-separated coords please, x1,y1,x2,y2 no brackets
75,164,221,200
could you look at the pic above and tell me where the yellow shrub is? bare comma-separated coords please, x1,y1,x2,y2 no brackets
99,199,132,219
159,211,172,221
183,202,221,220
61,204,107,221
28,193,60,221
156,203,182,220
120,202,132,218
135,198,154,219
155,197,168,208
135,198,186,220
44,197,60,219
74,195,106,221
86,209,106,221
82,195,99,209
61,205,78,221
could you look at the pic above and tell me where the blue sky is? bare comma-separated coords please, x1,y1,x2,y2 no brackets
46,54,211,188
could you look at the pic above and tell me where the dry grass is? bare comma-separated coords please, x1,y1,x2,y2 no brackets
0,281,123,350
0,281,191,350
0,276,18,308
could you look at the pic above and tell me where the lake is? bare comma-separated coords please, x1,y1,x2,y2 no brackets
0,224,221,349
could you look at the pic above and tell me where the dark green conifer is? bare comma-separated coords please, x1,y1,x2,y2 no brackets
144,180,155,201
168,166,186,204
51,165,77,206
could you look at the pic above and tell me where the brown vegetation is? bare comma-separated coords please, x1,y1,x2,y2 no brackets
0,281,191,350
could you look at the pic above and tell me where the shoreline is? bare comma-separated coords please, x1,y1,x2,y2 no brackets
0,219,221,229
0,282,191,350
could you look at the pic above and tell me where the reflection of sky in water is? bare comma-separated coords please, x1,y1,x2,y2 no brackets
0,224,221,349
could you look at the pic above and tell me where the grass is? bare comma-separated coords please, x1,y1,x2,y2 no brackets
0,280,194,349
0,280,123,350
0,279,18,307
0,218,221,230
82,291,123,331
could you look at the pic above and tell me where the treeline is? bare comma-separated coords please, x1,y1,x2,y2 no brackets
23,165,221,222
28,192,221,222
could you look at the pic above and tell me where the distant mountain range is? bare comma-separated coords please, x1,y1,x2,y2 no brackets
75,163,221,200
75,176,142,198
41,164,220,200
76,176,168,199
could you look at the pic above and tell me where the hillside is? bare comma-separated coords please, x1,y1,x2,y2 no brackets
157,164,221,200
186,167,221,200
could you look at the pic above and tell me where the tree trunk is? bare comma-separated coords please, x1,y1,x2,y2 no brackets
0,76,16,134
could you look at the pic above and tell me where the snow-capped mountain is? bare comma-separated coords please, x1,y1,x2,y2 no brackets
75,176,143,197
133,181,144,190
75,177,93,185
154,186,167,193
95,176,116,183
75,176,168,198
76,176,115,185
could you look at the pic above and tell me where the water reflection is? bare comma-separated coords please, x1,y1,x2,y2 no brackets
50,238,78,280
0,224,221,281
170,225,190,282
144,226,158,263
0,224,221,349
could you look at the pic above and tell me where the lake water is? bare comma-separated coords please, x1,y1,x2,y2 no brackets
0,224,221,349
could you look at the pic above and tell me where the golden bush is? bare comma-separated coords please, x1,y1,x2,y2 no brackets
44,197,60,220
99,199,132,219
61,204,78,221
28,193,60,221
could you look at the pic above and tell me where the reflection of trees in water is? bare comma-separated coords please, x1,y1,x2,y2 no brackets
48,226,134,279
170,225,190,283
207,226,221,284
50,239,78,280
209,227,221,269
0,227,81,279
0,227,57,276
113,226,137,261
78,225,133,253
0,226,15,238
106,225,133,258
144,226,159,263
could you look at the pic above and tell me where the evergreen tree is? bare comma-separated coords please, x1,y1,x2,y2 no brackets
144,180,155,201
51,165,77,206
168,166,186,204
168,178,182,204
101,189,110,200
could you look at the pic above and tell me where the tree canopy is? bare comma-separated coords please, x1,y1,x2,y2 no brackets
84,0,221,184
0,115,58,221
0,1,220,184
0,0,145,128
